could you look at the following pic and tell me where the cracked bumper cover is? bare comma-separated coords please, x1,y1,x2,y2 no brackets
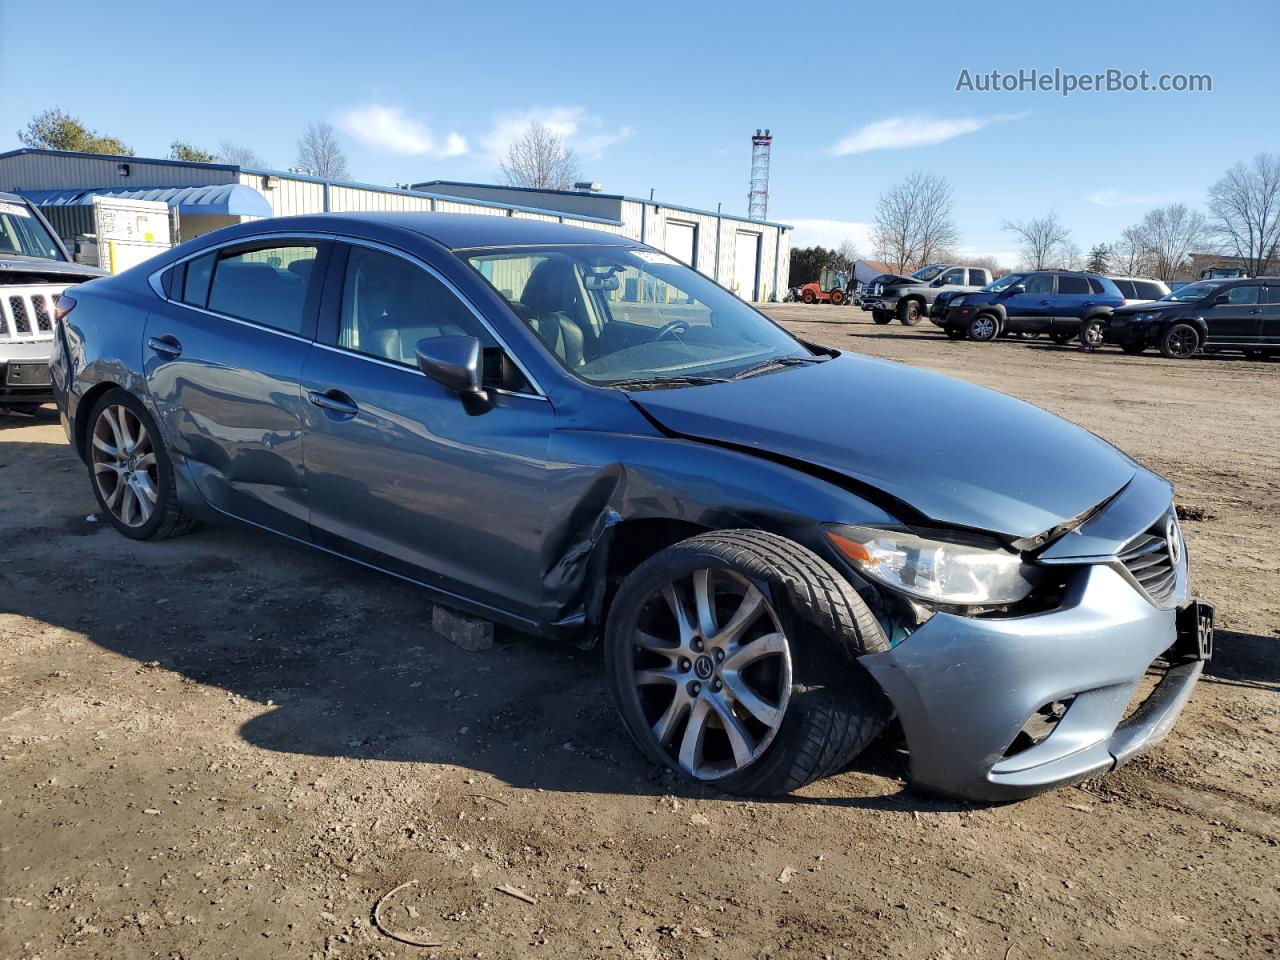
859,563,1198,801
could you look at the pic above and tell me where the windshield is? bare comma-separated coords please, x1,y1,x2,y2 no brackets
1161,280,1227,302
986,273,1025,292
910,264,946,281
0,200,64,261
465,245,811,386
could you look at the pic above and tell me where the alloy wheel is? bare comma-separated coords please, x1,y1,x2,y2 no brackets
1083,321,1105,348
91,403,159,528
971,317,996,341
1167,327,1197,358
624,569,792,780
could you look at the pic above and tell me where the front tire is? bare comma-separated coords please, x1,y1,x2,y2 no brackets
967,313,999,342
1121,342,1147,355
605,530,890,796
897,300,923,326
1160,323,1200,359
801,289,816,304
830,289,845,305
86,388,195,541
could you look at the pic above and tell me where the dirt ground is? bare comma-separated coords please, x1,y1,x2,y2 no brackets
1,307,1277,960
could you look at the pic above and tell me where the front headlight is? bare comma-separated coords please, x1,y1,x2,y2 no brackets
1134,312,1156,323
823,524,1040,606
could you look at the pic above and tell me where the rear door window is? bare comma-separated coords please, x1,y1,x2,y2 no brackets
1224,285,1260,305
968,269,986,285
1133,281,1165,299
1057,275,1090,295
183,254,215,307
206,244,320,335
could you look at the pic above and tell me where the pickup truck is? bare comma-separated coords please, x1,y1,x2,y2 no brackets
860,263,993,326
0,192,108,413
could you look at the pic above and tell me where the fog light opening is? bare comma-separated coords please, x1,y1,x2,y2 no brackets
1002,696,1076,758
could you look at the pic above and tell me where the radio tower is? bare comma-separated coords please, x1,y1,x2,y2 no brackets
748,128,772,221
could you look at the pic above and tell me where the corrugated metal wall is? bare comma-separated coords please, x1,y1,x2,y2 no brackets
0,153,237,191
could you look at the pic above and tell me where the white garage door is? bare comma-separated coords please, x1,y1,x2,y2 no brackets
734,231,760,300
665,220,697,267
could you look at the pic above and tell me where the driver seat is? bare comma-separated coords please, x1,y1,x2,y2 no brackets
520,260,586,367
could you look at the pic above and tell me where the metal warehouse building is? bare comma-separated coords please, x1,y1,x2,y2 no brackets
0,148,791,301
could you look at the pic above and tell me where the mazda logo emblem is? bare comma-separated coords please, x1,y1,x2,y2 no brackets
1166,515,1181,568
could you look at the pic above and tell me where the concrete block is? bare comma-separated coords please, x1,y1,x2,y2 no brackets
432,605,494,652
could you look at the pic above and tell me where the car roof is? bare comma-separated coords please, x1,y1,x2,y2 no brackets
1106,275,1167,282
0,190,27,204
203,211,636,251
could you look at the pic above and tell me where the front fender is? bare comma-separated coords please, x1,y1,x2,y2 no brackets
539,429,900,630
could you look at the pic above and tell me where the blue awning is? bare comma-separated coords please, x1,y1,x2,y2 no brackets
20,184,271,218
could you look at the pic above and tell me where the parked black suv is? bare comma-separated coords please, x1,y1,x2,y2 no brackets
1104,277,1280,359
941,271,1125,343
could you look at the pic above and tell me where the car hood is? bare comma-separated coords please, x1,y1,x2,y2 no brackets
0,257,109,284
1114,300,1184,317
630,353,1139,539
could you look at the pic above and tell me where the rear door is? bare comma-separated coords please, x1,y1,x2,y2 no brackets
300,241,555,619
1203,283,1264,346
1262,285,1280,347
144,237,330,538
1049,273,1094,333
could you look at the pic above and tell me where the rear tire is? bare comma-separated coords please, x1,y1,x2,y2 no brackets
944,326,966,340
605,529,891,796
967,313,999,342
1080,317,1107,350
871,309,893,325
1050,332,1074,345
802,290,816,304
897,300,923,326
1160,323,1200,359
1121,342,1147,355
86,388,196,541
830,289,845,305
1243,349,1266,360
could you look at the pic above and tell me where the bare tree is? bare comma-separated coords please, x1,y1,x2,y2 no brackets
1135,203,1210,279
500,122,580,190
870,171,960,273
835,239,861,272
965,254,1012,278
1207,153,1280,276
1004,211,1072,271
296,122,350,179
218,141,266,168
1112,224,1154,276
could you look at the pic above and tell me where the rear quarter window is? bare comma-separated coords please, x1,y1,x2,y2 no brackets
182,254,214,307
1112,279,1136,298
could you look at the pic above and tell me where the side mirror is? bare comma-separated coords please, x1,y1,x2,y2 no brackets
1210,293,1230,305
416,335,489,403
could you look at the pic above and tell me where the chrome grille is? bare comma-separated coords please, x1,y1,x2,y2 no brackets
1118,517,1179,605
0,284,66,343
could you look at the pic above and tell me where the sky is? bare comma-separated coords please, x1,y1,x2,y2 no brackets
1,0,1274,265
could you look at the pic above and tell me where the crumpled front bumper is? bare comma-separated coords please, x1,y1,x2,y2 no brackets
860,562,1198,801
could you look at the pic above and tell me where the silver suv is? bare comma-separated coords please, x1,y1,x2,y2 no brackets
0,193,107,412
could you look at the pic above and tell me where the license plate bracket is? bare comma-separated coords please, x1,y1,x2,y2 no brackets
1175,601,1214,661
5,362,51,387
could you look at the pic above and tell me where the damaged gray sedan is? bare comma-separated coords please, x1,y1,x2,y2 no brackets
50,213,1214,801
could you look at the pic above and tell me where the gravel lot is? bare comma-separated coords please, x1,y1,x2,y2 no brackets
1,306,1277,959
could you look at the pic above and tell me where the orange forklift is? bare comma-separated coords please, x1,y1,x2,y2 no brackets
799,266,849,304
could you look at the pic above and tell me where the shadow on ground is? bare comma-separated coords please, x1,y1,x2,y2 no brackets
0,438,934,810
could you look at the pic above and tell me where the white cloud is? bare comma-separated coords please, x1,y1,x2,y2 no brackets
788,218,874,251
1085,187,1175,208
337,104,468,157
829,113,1026,156
481,106,631,162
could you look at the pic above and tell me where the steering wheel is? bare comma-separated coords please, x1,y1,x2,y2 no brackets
655,320,690,341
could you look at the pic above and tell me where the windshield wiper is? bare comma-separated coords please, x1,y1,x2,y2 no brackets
606,374,730,391
728,355,827,381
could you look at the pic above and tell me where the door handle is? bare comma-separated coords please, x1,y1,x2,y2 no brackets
307,389,359,417
1039,299,1052,304
1249,308,1263,314
147,335,182,357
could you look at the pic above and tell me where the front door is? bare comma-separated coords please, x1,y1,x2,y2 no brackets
1203,283,1264,346
300,243,555,621
1002,273,1055,332
143,238,329,538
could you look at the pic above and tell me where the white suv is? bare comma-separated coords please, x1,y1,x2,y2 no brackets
0,193,107,413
